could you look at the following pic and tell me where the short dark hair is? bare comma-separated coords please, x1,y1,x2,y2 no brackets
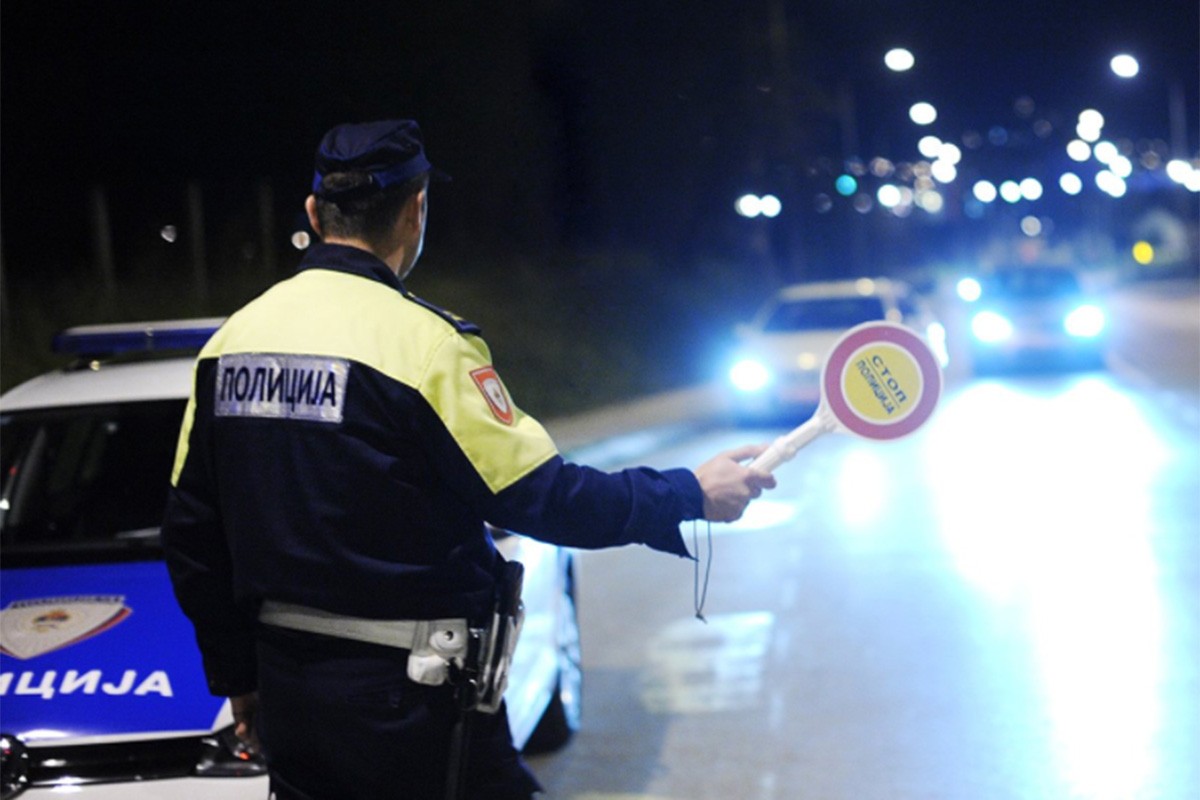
313,171,429,243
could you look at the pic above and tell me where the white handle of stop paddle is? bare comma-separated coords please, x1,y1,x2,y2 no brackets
750,410,837,473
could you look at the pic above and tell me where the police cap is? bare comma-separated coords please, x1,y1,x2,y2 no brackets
311,119,446,200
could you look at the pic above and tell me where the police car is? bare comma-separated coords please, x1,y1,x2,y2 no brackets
0,320,581,798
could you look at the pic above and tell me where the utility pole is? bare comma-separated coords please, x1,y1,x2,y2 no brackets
89,186,117,309
766,0,807,282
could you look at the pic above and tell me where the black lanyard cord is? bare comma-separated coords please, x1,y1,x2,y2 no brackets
692,519,714,623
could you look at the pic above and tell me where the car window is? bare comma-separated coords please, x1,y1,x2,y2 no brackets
986,268,1081,298
0,400,185,558
762,296,887,332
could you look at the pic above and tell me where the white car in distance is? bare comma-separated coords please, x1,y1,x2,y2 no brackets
726,277,949,423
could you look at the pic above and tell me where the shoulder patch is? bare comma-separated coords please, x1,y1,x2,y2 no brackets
404,292,482,335
470,366,515,425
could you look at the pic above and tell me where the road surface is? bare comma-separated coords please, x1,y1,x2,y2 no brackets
528,278,1199,800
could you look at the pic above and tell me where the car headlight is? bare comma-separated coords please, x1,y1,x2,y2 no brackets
1064,304,1105,338
194,726,267,778
729,358,772,392
970,310,1013,343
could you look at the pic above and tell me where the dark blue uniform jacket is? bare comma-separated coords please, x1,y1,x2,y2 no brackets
161,244,703,697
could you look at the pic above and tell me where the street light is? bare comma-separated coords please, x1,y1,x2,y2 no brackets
1059,173,1084,195
1076,109,1104,142
973,180,998,203
1108,51,1189,159
735,194,782,218
909,102,937,125
1110,54,1140,79
884,48,915,72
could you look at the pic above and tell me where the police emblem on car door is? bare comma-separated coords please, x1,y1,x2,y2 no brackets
0,596,131,660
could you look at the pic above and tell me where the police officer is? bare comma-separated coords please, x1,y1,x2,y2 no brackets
161,119,776,800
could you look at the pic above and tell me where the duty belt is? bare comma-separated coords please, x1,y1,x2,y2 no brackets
259,558,524,715
258,600,471,688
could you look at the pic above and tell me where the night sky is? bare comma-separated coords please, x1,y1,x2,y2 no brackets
2,0,1197,276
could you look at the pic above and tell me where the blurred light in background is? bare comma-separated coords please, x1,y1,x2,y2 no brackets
877,184,903,208
1000,180,1023,203
1059,172,1084,195
1093,140,1119,164
1109,155,1133,178
291,230,311,249
909,102,937,125
1163,160,1200,191
971,310,1013,342
1066,139,1092,162
884,47,915,72
1021,216,1043,237
938,142,963,164
736,194,781,218
835,174,858,196
1110,53,1140,78
1132,240,1155,265
1064,304,1106,337
918,135,942,158
160,225,178,243
1076,109,1105,142
926,321,950,367
1096,170,1128,198
870,157,895,177
916,189,944,214
931,160,957,184
1165,159,1194,184
956,277,982,302
1020,178,1044,201
973,180,998,203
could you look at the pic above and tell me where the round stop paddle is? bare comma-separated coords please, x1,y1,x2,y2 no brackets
750,320,943,473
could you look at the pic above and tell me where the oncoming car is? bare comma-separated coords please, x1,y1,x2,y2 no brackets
0,320,581,798
959,265,1108,373
725,278,949,423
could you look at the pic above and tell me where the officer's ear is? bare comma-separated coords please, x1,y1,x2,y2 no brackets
410,188,428,228
304,195,323,237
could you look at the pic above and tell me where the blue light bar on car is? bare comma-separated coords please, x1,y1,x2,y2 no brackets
52,318,225,356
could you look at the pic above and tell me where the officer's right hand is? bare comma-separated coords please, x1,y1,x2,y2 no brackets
694,444,777,522
230,691,261,752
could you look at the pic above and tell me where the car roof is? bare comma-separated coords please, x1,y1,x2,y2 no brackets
773,277,909,301
0,318,220,414
0,358,196,413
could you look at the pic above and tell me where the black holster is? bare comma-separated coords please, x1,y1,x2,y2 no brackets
445,558,525,800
